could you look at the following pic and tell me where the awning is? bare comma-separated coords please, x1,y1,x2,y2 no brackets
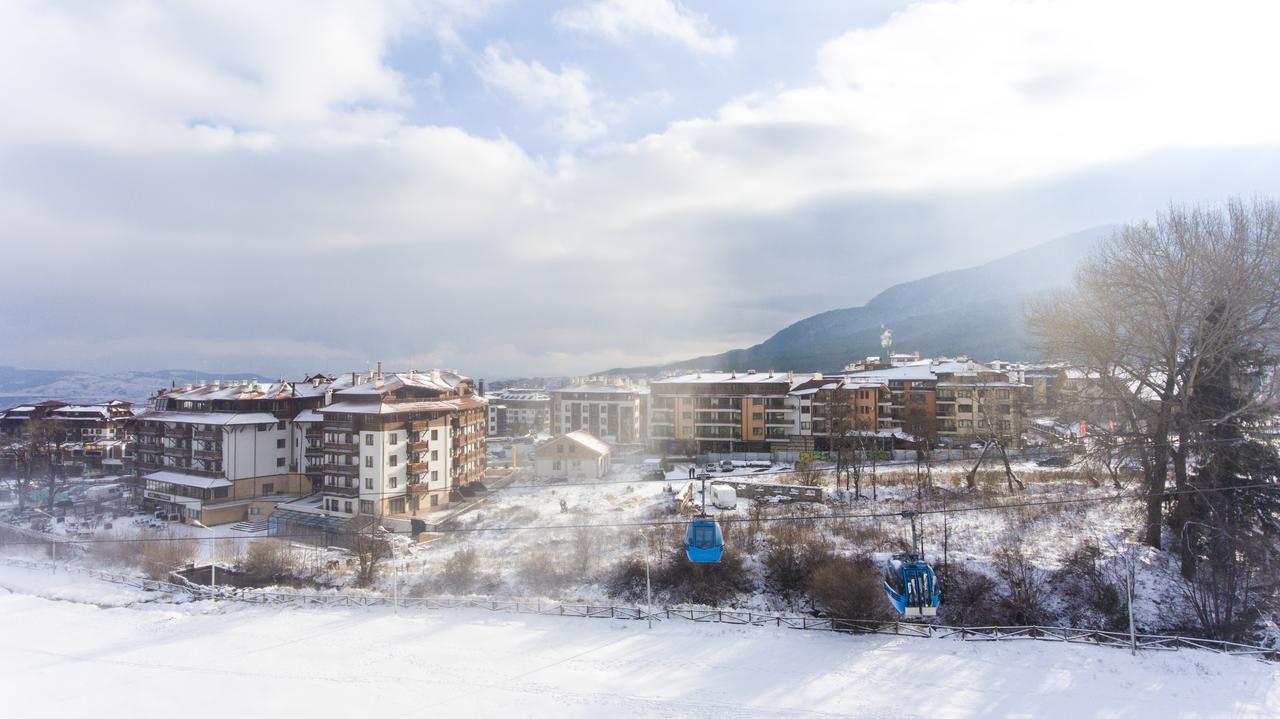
144,470,232,490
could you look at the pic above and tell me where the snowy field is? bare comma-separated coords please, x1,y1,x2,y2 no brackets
0,563,1276,719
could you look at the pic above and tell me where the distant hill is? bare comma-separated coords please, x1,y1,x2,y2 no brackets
0,367,268,407
606,226,1114,375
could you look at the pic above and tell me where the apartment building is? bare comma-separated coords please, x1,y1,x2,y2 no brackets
786,374,886,451
131,380,329,525
846,359,1028,447
648,371,794,454
485,388,550,436
50,400,135,441
0,400,68,436
549,383,647,445
302,370,486,521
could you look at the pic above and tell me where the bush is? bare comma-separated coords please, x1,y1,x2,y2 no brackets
655,547,754,606
992,546,1047,625
1052,541,1126,630
241,540,298,586
762,522,831,598
605,556,651,602
806,554,894,621
141,536,195,580
936,563,1001,626
516,546,575,596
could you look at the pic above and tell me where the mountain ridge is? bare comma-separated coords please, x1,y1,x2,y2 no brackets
604,225,1114,375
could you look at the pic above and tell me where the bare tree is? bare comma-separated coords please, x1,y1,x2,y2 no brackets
1029,199,1280,554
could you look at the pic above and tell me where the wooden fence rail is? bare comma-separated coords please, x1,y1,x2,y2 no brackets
2,555,1275,662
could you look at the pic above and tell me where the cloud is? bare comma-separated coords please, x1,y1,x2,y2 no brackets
4,0,1280,379
555,0,735,56
475,44,606,142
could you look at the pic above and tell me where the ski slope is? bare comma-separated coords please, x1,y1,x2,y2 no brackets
0,566,1275,718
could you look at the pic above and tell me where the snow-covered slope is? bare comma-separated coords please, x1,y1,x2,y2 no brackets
0,572,1274,719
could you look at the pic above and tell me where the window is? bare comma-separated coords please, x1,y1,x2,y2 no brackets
389,455,397,467
213,486,229,499
431,471,438,483
344,501,353,513
262,482,274,495
276,438,285,449
389,477,398,488
752,413,763,420
431,429,438,440
276,457,285,467
277,421,286,430
552,459,562,470
752,427,763,436
359,500,374,514
365,477,373,490
801,421,811,431
390,432,398,445
430,494,439,507
431,450,438,461
257,424,267,431
365,456,373,468
365,434,373,445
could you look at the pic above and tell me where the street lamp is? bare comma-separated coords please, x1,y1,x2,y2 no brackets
32,507,58,571
636,529,653,629
191,519,216,594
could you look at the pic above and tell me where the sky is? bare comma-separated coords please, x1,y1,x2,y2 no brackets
3,0,1280,380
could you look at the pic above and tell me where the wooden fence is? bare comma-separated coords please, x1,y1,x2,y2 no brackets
1,556,1275,662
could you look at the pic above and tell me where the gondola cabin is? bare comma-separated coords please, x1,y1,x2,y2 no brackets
884,554,941,617
684,519,724,563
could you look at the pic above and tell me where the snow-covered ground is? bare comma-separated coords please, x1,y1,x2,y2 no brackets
0,563,1275,719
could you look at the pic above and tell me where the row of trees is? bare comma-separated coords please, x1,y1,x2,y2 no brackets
1029,198,1280,639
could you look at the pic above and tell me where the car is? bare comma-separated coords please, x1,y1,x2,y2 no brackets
643,469,666,481
1036,456,1071,467
719,460,735,472
704,463,719,473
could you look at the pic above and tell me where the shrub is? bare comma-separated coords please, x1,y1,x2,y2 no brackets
992,546,1047,625
656,547,754,606
936,563,1001,626
241,540,298,586
605,556,651,602
140,536,195,580
762,522,832,598
806,554,894,621
1053,541,1126,630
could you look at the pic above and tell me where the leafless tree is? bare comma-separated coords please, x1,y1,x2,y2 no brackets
1029,198,1280,555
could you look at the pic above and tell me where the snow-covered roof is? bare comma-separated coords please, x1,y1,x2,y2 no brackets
488,388,550,402
320,396,486,415
144,470,231,489
335,370,469,397
133,410,279,426
551,383,648,395
293,409,326,423
654,372,792,386
538,430,611,457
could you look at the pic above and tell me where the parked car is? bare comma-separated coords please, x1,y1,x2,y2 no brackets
704,463,719,473
719,460,735,472
1037,456,1071,467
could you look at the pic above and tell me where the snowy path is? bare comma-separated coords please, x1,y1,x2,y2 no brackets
0,566,1276,718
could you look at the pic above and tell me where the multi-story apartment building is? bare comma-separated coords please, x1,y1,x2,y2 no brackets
786,374,886,450
846,359,1028,447
131,380,330,525
485,388,550,436
0,400,68,436
648,371,794,454
306,370,486,521
50,401,135,441
550,383,647,445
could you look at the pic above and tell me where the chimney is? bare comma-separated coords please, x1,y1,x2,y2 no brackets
376,361,383,379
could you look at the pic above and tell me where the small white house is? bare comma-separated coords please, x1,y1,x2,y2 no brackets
534,430,612,480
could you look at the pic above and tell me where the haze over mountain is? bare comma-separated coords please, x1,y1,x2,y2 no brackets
0,367,267,407
606,226,1114,375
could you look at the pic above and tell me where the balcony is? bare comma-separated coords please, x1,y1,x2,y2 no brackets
326,418,355,431
409,440,429,452
323,485,359,498
194,448,220,460
323,463,358,475
407,482,432,495
327,440,359,454
163,445,190,457
194,429,221,440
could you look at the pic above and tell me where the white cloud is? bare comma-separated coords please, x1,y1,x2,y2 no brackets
4,0,1280,377
556,0,735,56
475,44,606,142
